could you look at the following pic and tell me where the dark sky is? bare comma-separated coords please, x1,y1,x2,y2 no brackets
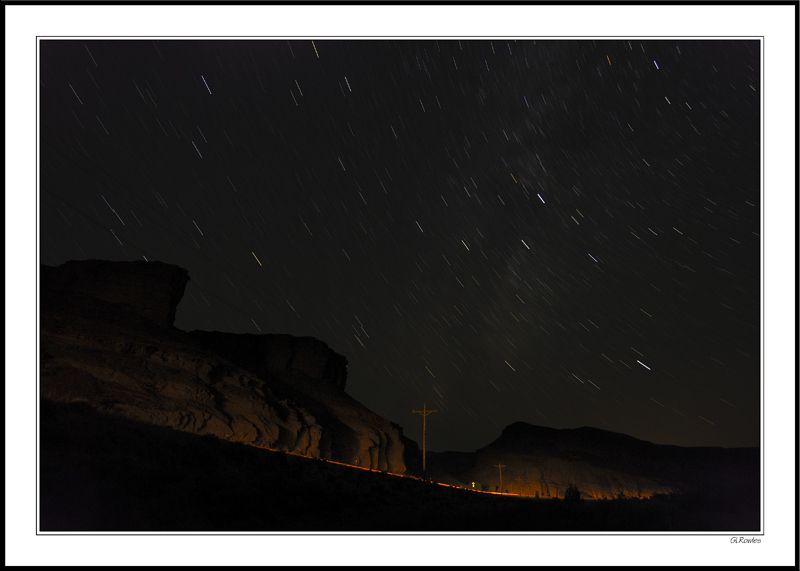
39,39,761,452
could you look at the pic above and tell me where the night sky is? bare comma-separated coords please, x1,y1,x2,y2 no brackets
39,39,762,452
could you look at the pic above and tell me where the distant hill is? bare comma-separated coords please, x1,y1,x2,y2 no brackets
427,421,759,514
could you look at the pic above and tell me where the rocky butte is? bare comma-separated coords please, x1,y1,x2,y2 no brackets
40,259,407,473
426,422,759,502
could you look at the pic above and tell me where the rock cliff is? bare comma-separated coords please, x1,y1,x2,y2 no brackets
187,331,348,392
41,259,189,328
40,259,406,473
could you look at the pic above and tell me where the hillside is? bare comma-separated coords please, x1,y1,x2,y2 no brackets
40,399,757,532
428,422,759,505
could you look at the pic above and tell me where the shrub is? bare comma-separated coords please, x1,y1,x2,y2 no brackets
564,484,582,502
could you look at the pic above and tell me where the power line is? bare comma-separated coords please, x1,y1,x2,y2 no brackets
495,462,506,491
412,402,437,478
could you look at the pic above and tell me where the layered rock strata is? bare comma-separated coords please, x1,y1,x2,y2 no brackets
40,260,406,473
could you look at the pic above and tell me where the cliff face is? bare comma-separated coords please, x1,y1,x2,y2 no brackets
41,259,189,328
40,260,406,473
187,329,405,471
187,331,348,393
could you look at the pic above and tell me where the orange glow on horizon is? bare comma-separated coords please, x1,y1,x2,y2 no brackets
246,443,664,499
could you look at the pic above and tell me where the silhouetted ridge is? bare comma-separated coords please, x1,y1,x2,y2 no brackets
426,420,760,504
41,258,189,327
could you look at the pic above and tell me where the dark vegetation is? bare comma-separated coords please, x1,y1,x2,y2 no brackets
40,399,759,532
564,484,582,503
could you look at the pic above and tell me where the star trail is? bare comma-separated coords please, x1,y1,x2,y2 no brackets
39,39,761,452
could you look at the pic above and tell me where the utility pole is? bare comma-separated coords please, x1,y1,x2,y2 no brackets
412,402,437,478
495,462,506,491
